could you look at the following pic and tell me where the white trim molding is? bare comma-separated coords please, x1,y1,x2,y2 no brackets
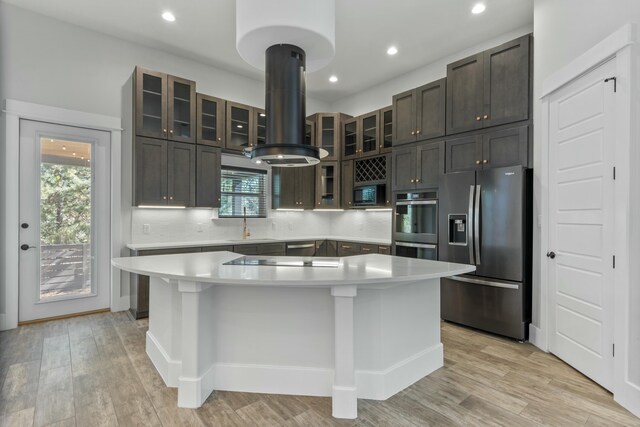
1,99,124,330
538,24,640,417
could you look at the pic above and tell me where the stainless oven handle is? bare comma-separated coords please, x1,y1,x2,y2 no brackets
395,242,436,249
395,200,437,206
468,185,475,265
286,244,315,249
448,275,519,290
474,185,481,265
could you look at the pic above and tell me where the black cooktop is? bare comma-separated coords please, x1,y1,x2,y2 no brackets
223,256,341,268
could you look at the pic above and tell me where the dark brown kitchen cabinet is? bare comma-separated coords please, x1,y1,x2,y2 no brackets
134,67,196,143
310,112,350,161
315,161,340,209
445,126,528,172
202,245,233,252
341,160,354,209
255,108,267,146
225,101,254,152
378,245,391,255
305,120,316,146
342,117,359,160
392,141,443,191
233,243,286,256
196,93,225,147
272,166,315,209
446,35,530,135
337,241,361,257
134,137,167,206
379,106,393,154
360,243,377,254
315,240,338,256
134,137,195,206
445,126,529,172
129,247,201,319
393,78,446,145
167,141,196,206
195,145,221,208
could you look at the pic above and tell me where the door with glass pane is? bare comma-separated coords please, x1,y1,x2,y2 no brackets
18,120,110,322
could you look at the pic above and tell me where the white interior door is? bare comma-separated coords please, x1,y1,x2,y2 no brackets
19,120,111,322
547,59,615,390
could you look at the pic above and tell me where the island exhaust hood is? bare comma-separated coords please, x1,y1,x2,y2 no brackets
236,0,336,167
247,44,322,167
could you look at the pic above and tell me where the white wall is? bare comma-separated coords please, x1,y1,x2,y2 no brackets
329,26,533,115
0,3,332,320
533,0,640,413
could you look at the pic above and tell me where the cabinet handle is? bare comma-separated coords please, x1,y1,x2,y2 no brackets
379,144,383,148
362,247,372,252
476,116,481,121
169,196,173,200
163,196,167,200
218,137,222,141
483,114,488,119
411,131,415,135
416,130,421,134
169,129,173,134
342,245,352,249
416,178,421,183
475,160,481,165
483,159,488,164
163,128,167,133
410,179,415,183
348,202,352,205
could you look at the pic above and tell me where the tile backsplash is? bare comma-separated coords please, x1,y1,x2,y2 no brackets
130,208,392,244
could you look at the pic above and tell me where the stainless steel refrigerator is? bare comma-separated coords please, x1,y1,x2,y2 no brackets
438,165,532,340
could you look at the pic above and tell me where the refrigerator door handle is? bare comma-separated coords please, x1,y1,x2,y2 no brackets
468,185,475,265
474,185,481,265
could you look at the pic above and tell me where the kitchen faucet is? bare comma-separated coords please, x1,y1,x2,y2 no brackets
242,206,250,240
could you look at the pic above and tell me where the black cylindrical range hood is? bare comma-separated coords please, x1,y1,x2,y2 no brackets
250,44,321,167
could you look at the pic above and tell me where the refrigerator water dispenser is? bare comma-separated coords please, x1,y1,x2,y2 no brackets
448,214,467,246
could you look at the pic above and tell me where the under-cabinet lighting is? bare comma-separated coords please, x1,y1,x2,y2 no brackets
138,205,186,209
276,208,304,212
365,208,392,212
313,209,344,212
162,11,176,22
471,3,486,14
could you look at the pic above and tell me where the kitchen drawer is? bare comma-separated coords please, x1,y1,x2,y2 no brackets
259,243,286,255
233,244,260,255
337,241,361,257
360,244,378,254
202,245,234,252
378,245,391,255
286,241,316,256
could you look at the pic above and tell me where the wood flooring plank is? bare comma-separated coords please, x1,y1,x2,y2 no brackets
0,407,34,427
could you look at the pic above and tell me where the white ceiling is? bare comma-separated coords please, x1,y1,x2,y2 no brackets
3,0,533,103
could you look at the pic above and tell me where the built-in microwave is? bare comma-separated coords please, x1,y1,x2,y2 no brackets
353,184,386,207
394,191,438,244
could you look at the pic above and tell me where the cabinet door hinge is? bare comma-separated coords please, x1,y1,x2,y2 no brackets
613,166,616,180
605,77,617,92
613,255,616,269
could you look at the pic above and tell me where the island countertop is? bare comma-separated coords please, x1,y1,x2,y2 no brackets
111,251,475,287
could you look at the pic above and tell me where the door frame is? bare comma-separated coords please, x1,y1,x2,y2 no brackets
2,99,124,330
538,24,639,416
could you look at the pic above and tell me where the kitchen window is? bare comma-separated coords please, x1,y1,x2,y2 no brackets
219,167,267,218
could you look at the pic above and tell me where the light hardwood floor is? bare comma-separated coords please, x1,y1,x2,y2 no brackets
0,312,638,426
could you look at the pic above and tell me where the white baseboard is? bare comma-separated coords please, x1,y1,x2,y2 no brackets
146,333,443,400
356,343,443,400
146,332,181,387
0,313,18,331
528,324,548,351
110,295,130,313
615,379,640,418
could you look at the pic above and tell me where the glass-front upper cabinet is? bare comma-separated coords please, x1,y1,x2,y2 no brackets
342,118,359,160
360,111,379,157
134,67,196,143
315,113,341,161
305,120,315,146
168,76,196,143
315,161,340,209
380,106,393,153
255,109,267,146
135,68,167,140
196,94,225,147
225,101,254,152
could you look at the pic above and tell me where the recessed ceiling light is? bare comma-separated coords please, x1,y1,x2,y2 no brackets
471,3,486,14
62,145,66,150
162,11,176,22
329,75,338,83
387,46,398,55
72,152,76,156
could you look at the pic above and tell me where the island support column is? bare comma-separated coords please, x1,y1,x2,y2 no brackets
331,285,357,419
177,280,215,408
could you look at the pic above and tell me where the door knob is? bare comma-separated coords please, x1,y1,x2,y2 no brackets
21,244,35,251
546,251,556,259
21,223,29,229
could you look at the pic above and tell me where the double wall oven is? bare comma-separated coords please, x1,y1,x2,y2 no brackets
393,191,438,260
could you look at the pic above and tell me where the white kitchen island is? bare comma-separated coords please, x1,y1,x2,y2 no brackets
111,252,474,419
